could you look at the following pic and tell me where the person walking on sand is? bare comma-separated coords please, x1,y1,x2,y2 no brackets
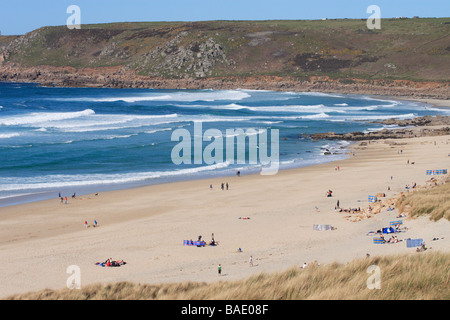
249,256,253,267
226,182,229,190
218,264,222,276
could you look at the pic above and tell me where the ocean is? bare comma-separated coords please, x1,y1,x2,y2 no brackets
0,82,447,207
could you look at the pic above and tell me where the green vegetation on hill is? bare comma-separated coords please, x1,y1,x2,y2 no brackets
1,18,449,81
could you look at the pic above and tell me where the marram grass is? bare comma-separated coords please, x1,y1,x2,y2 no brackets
396,182,450,221
5,251,449,300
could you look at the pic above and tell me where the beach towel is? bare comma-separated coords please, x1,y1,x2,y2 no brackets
427,169,447,175
313,224,333,231
373,238,385,244
183,240,206,247
406,238,423,248
368,195,377,203
390,220,403,227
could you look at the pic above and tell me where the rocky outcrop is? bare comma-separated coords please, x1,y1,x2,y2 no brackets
137,32,233,78
309,127,450,141
373,115,450,127
0,63,449,100
307,115,450,141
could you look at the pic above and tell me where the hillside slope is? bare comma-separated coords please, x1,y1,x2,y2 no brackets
0,19,449,97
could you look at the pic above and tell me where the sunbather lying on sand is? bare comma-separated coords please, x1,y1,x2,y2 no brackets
96,258,127,267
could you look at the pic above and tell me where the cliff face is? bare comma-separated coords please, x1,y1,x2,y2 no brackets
0,19,449,97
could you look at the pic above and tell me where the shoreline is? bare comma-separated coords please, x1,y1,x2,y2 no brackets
0,85,448,209
1,86,449,298
1,130,449,298
0,149,351,209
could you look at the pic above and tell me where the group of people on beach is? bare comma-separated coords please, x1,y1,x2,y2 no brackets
209,183,230,190
335,206,362,214
58,192,76,204
405,182,417,190
84,220,98,228
189,233,218,246
334,199,363,214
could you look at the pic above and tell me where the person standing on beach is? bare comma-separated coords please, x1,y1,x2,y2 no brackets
226,182,229,190
218,264,222,276
249,256,253,267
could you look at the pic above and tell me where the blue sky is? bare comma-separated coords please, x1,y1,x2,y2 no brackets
1,0,449,35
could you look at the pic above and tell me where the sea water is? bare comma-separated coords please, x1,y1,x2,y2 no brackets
0,82,447,206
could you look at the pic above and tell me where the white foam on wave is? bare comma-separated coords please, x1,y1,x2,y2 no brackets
359,96,401,107
0,132,21,139
183,103,330,113
424,106,450,113
0,109,95,126
55,90,252,103
278,91,344,98
0,162,232,192
93,94,174,103
193,103,384,114
53,113,256,133
340,113,417,121
44,113,179,132
104,134,138,140
301,112,330,119
144,128,173,134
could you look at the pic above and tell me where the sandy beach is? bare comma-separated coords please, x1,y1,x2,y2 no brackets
1,122,449,298
395,98,449,109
